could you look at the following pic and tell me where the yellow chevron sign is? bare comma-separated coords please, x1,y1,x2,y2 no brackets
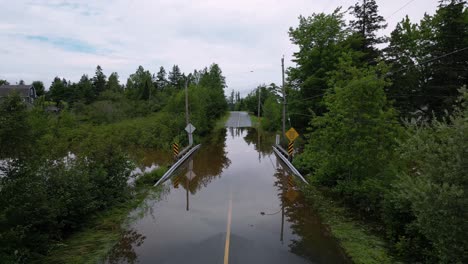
173,143,179,157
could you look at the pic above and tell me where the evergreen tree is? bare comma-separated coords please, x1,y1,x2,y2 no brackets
77,74,94,103
125,66,154,100
168,65,183,89
49,77,68,103
92,65,107,97
425,0,468,116
106,72,121,92
349,0,387,63
155,66,167,90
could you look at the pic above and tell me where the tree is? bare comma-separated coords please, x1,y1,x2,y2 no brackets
19,80,25,85
295,57,402,211
32,81,45,97
198,64,228,119
287,9,349,129
384,88,468,263
125,66,154,100
48,77,68,104
0,93,32,158
385,16,425,118
349,0,387,63
155,66,167,90
168,65,183,89
262,96,282,131
384,1,468,119
106,72,122,92
76,74,94,103
423,0,468,117
0,80,9,86
92,65,107,97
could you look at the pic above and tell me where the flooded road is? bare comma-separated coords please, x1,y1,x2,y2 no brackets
106,113,348,264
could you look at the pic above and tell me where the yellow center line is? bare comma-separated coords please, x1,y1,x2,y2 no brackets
223,193,233,264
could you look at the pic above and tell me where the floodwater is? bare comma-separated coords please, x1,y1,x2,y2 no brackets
105,126,348,264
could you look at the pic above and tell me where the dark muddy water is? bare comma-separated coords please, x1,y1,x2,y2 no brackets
105,128,348,264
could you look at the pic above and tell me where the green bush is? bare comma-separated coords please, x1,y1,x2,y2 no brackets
135,167,168,186
383,88,468,263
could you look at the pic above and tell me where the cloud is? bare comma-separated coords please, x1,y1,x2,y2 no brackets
1,0,440,94
25,35,100,54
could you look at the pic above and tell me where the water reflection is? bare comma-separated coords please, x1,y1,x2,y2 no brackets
106,229,146,264
170,128,231,195
242,128,276,156
273,163,349,263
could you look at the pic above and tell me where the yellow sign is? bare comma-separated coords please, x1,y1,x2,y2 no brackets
285,127,299,142
288,142,294,155
285,189,299,202
173,143,179,158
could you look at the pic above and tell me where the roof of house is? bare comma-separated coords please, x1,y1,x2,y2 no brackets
0,85,34,97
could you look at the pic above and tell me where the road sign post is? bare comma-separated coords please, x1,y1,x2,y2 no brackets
288,141,294,158
285,127,299,161
173,143,179,159
185,123,196,146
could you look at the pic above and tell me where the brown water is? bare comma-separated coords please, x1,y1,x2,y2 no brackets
105,128,348,264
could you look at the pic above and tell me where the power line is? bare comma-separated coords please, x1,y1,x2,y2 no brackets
386,0,418,19
391,46,468,74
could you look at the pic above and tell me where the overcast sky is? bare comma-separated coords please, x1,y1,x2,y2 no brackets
0,0,440,95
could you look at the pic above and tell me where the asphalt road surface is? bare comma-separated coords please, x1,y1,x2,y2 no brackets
225,111,252,128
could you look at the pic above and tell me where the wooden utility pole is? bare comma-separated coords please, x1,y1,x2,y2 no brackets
185,79,193,146
257,87,261,121
281,56,286,144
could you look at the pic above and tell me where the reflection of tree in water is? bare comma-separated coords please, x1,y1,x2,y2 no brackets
273,166,349,263
242,128,275,156
174,128,231,194
106,229,146,264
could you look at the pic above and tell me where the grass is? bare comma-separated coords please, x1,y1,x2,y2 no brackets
303,185,397,264
249,114,262,128
42,167,168,264
214,112,230,131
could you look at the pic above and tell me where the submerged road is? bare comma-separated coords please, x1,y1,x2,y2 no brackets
225,111,252,128
105,112,348,264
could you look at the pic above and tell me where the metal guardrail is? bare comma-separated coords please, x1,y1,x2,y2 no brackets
273,145,309,185
154,144,201,187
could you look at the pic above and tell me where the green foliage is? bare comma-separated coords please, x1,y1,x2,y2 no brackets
349,0,387,62
261,96,282,131
386,1,468,118
383,88,468,263
0,93,32,158
125,66,155,101
135,167,167,186
0,144,133,262
303,186,394,264
295,59,402,212
287,10,350,128
32,81,45,97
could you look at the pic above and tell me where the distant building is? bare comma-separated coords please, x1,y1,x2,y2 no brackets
0,84,37,104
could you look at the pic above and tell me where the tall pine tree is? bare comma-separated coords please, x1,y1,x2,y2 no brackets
349,0,387,63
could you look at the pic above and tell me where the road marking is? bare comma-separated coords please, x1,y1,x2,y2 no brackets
223,193,233,264
236,112,241,127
